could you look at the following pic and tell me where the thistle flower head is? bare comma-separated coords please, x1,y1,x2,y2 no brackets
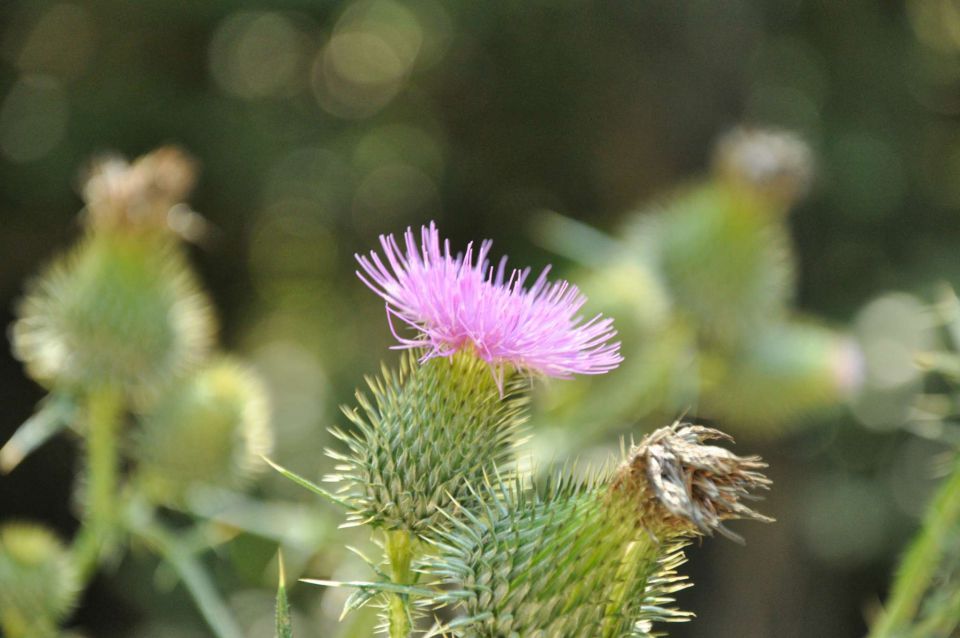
356,222,622,386
427,470,691,637
427,423,770,637
11,232,215,399
612,422,773,541
0,522,79,638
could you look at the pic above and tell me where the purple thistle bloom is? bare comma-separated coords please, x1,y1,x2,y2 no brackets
356,222,622,388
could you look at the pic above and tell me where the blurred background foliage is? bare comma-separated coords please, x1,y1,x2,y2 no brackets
2,0,960,636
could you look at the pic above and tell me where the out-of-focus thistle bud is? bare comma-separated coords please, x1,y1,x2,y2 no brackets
712,126,814,212
328,351,529,537
701,322,865,431
81,146,204,239
11,147,216,399
11,232,215,399
0,522,79,638
627,184,796,344
131,358,273,504
427,423,770,637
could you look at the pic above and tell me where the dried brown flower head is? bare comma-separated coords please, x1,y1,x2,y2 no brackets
612,421,773,542
81,146,206,239
712,126,814,209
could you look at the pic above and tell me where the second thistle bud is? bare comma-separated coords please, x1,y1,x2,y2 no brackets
428,422,771,637
130,358,273,505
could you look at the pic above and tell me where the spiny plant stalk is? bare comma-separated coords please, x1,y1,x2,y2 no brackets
73,385,123,581
425,423,771,637
385,530,415,638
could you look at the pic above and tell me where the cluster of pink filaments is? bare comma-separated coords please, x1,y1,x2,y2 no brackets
356,222,622,387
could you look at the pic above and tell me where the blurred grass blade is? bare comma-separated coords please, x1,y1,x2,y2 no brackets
276,552,293,638
262,456,351,508
133,519,244,638
1,394,74,473
530,210,621,267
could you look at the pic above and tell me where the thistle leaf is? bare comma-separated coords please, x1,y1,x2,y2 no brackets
0,394,75,474
262,457,352,509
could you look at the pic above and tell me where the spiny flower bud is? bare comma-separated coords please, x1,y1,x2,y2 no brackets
0,522,79,638
427,423,770,636
81,146,202,238
712,126,814,211
625,184,796,346
611,423,773,542
131,358,273,505
328,350,529,537
11,231,215,399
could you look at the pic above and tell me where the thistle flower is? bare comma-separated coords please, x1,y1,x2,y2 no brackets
356,222,622,386
131,357,273,505
427,423,771,637
0,522,79,638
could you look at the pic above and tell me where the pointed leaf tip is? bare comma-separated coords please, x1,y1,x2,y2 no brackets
262,456,352,509
275,551,293,638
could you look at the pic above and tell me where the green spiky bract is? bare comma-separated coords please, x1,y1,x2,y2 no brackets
12,231,214,401
328,350,530,537
426,471,691,638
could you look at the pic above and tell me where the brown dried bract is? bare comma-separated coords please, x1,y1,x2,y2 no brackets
612,421,773,542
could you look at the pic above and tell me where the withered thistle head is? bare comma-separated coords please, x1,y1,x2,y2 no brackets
712,126,813,210
82,146,204,239
612,422,773,541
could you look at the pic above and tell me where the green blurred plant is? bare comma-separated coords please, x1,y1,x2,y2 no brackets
1,148,277,637
535,127,867,446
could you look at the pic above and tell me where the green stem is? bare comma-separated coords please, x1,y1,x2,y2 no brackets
384,529,415,638
73,386,123,583
870,459,960,638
